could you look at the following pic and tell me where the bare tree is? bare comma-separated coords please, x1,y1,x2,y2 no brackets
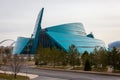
10,54,24,79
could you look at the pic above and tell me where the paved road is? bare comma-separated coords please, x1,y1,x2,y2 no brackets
19,67,120,80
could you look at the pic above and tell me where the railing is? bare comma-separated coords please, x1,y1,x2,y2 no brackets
0,39,15,46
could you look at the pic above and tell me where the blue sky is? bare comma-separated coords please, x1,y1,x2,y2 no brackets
0,0,120,46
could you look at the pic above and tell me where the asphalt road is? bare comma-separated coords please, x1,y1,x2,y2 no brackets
20,67,120,80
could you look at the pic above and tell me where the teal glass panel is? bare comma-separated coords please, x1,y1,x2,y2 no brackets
31,8,44,54
46,23,105,53
12,37,30,54
46,23,86,36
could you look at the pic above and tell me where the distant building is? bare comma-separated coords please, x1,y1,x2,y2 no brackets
108,41,120,52
13,8,105,54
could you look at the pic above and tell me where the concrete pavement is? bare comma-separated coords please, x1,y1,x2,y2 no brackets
1,66,120,80
33,67,120,77
20,67,120,80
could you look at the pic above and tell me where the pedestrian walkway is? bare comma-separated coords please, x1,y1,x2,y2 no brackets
0,70,38,79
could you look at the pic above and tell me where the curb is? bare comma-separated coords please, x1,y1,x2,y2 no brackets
32,67,120,77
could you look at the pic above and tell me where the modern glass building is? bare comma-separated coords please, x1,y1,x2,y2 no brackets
108,41,120,51
13,8,105,54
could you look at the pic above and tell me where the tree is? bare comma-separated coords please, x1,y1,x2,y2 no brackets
76,57,81,66
117,52,120,70
10,54,24,79
93,47,108,68
108,47,120,71
34,45,62,67
4,47,11,55
34,44,80,68
81,51,92,71
68,44,79,68
89,52,94,66
81,51,89,65
34,45,48,65
27,54,31,61
84,58,91,71
59,50,68,67
49,47,61,68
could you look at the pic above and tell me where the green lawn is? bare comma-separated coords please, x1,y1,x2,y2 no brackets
0,73,29,80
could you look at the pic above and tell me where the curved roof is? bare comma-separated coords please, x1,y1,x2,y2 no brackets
108,41,120,48
46,23,86,36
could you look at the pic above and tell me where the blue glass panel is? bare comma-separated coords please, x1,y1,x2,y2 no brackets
46,31,105,53
46,23,86,36
77,47,95,53
31,8,44,54
13,37,30,54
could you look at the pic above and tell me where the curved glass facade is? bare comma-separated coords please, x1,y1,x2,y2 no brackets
13,8,105,54
13,37,30,54
46,23,86,36
31,8,44,54
108,41,120,48
46,23,104,53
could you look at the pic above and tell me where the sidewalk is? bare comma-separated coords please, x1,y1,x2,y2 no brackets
0,70,38,79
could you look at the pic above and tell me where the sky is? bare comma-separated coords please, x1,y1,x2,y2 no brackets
0,0,120,46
